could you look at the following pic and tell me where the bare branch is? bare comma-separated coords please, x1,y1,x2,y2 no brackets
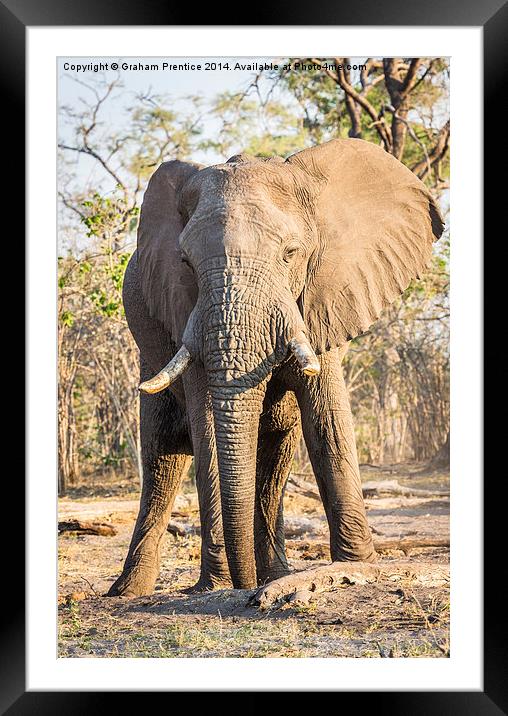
58,143,126,190
332,60,393,149
411,120,450,180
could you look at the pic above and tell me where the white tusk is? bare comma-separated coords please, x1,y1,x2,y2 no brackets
289,331,320,376
139,345,192,394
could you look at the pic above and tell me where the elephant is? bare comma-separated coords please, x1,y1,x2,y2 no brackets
107,138,443,597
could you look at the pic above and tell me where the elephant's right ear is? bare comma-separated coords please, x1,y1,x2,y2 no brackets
137,160,203,342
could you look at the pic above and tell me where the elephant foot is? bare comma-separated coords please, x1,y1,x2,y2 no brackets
106,565,158,598
182,574,232,594
331,545,379,564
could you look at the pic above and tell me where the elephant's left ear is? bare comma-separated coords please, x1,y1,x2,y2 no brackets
287,139,444,353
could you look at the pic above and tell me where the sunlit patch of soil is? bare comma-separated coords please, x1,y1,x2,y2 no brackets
58,464,449,658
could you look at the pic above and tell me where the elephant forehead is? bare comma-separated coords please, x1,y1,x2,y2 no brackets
181,198,303,255
183,161,306,207
181,171,305,246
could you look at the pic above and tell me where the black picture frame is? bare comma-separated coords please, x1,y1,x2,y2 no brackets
6,0,498,711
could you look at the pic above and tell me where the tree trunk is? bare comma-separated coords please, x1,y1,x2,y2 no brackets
58,372,79,494
428,432,450,469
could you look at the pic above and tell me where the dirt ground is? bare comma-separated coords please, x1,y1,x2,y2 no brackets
58,465,450,658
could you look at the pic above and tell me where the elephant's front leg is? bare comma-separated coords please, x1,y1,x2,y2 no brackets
296,348,376,563
107,362,192,597
183,365,231,592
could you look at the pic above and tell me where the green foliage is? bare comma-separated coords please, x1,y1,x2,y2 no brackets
271,63,342,144
81,192,139,240
61,310,74,327
108,252,130,290
126,93,205,178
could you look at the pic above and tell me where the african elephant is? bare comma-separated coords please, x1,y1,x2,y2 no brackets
107,138,443,596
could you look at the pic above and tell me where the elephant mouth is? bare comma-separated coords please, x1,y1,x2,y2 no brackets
138,331,319,394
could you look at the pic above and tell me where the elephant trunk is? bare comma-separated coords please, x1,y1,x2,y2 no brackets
210,382,267,589
202,289,276,589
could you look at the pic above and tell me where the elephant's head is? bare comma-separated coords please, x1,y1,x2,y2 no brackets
136,139,444,588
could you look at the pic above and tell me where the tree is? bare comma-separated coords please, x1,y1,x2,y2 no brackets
268,57,450,190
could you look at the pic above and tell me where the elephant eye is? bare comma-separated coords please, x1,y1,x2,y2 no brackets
181,253,193,270
283,245,300,263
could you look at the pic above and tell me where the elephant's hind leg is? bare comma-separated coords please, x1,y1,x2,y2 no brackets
255,389,301,585
107,361,192,597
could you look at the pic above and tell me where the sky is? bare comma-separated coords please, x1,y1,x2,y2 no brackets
58,56,293,167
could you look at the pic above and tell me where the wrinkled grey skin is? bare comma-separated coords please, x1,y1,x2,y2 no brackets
108,140,443,595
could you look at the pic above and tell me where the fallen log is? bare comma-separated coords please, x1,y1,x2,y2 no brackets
287,474,449,500
362,479,449,498
286,536,449,559
58,520,117,537
251,561,450,609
